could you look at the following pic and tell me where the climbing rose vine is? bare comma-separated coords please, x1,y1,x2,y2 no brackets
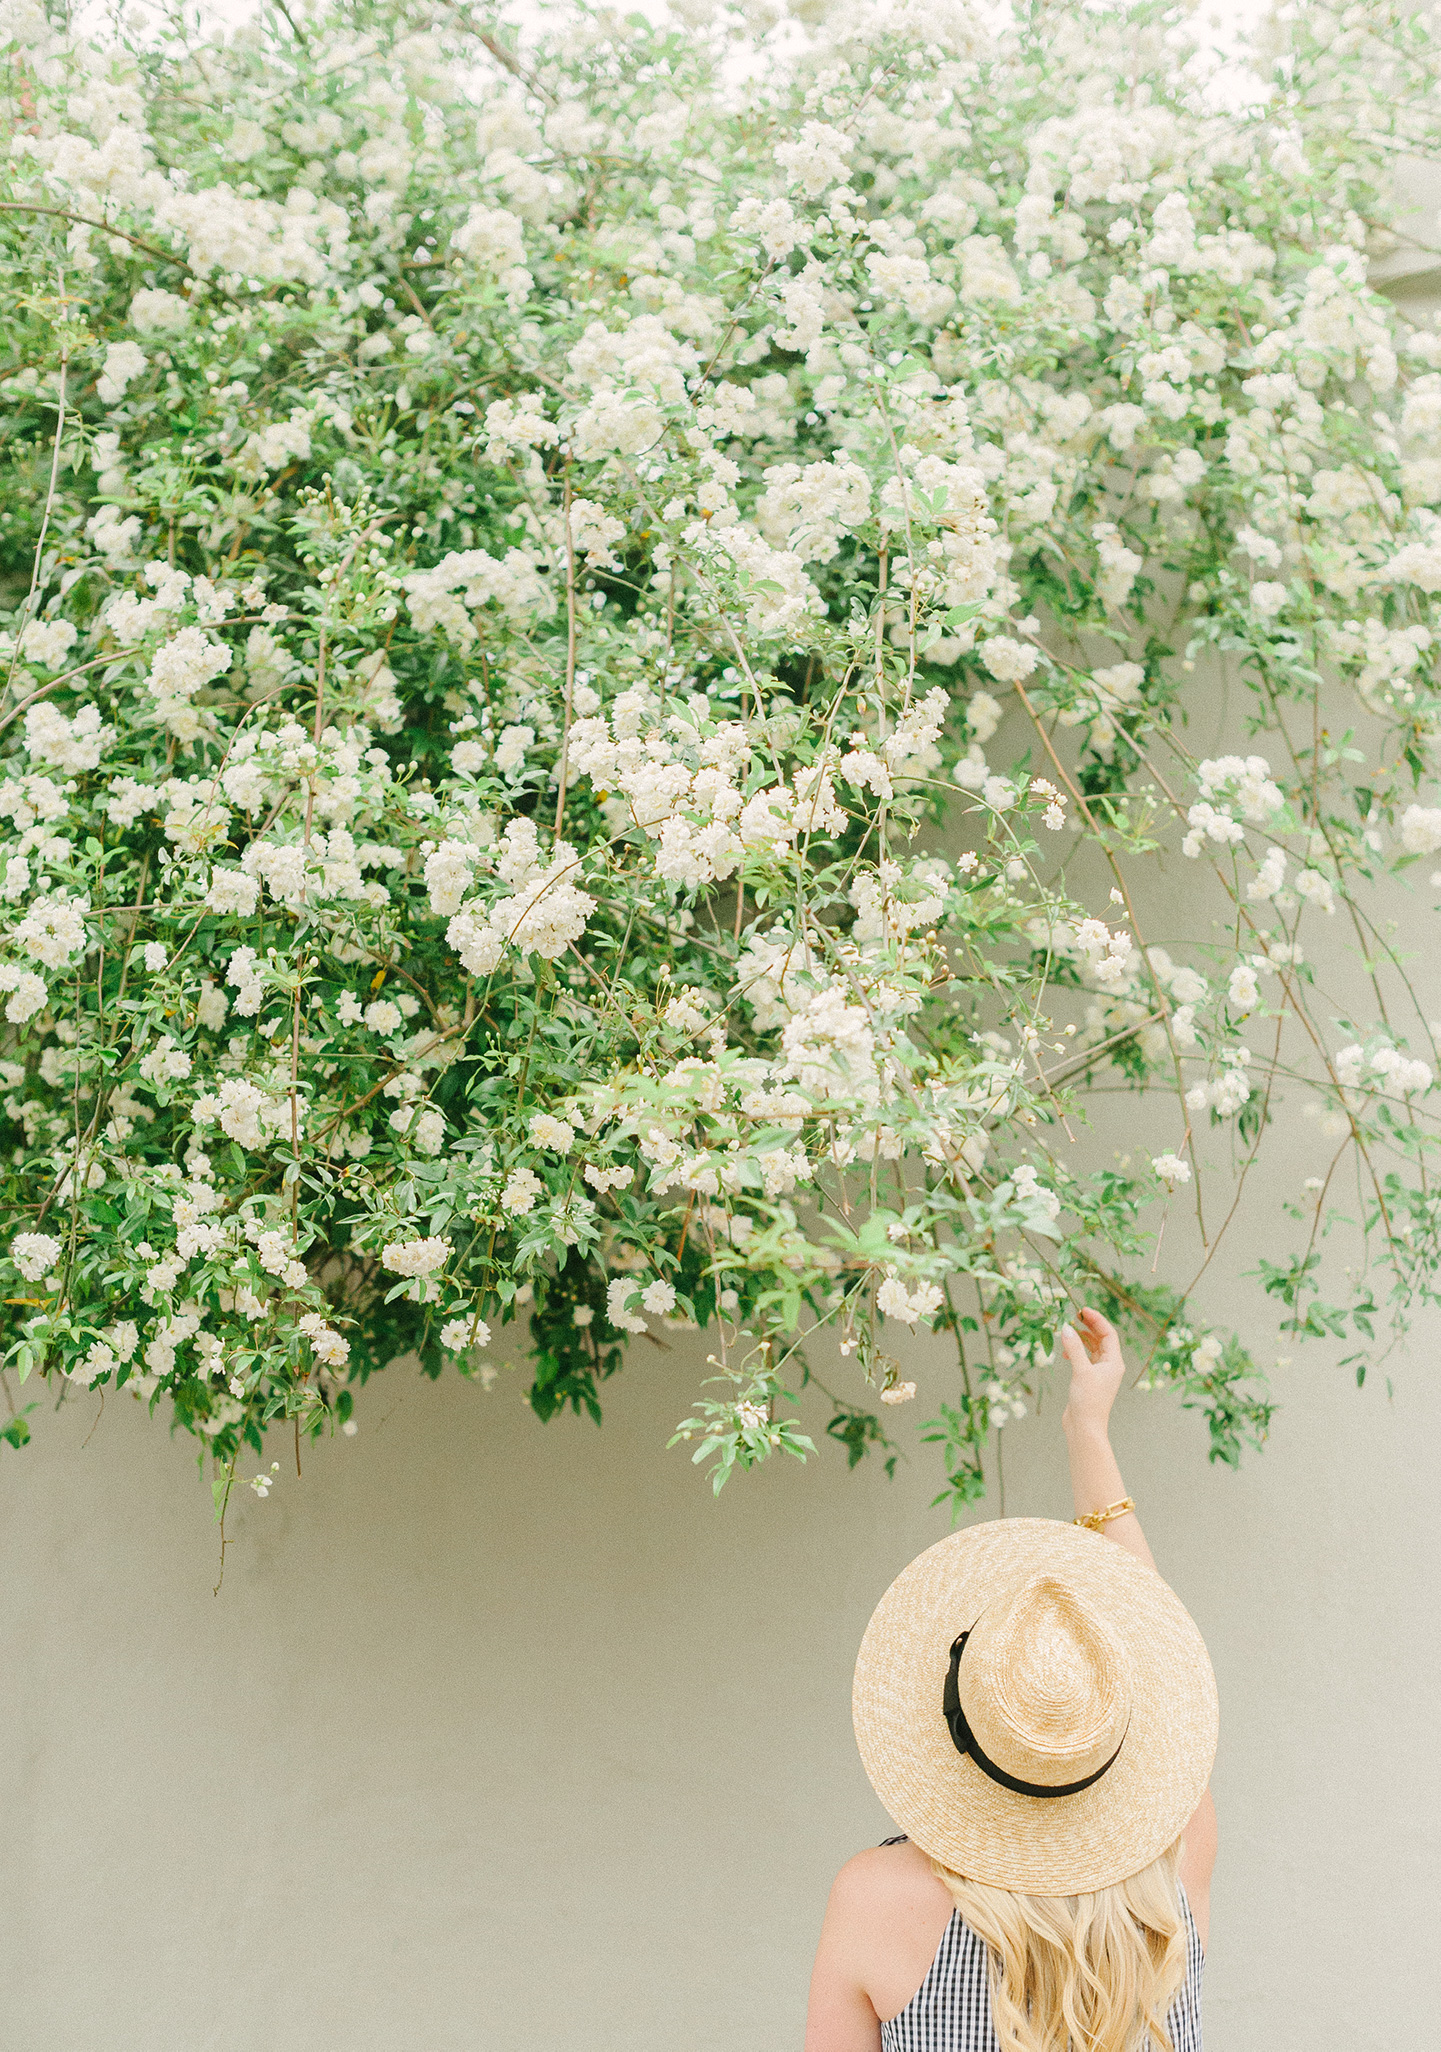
2,0,1441,1514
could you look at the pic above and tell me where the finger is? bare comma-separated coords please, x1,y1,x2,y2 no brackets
1081,1305,1117,1338
1058,1323,1088,1370
1067,1310,1102,1361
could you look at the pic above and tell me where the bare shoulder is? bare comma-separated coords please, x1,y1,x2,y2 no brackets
829,1838,947,1915
822,1840,957,2024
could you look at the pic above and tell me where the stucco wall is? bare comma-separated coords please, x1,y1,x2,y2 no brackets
2,1286,1438,2051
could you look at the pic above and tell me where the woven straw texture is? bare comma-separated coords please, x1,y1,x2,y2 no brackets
852,1519,1218,1894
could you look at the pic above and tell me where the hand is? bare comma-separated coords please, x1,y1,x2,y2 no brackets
1059,1306,1126,1439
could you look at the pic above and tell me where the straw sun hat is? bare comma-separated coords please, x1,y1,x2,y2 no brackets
852,1519,1218,1895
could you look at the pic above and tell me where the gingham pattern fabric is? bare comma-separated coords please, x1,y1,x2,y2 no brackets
878,1843,1204,2052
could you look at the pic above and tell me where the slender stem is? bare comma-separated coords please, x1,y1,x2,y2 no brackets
0,203,188,272
3,342,68,710
554,460,579,839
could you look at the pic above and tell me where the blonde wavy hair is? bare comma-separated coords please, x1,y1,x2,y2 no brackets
931,1841,1188,2052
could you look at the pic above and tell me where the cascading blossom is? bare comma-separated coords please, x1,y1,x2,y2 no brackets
1,0,1439,1515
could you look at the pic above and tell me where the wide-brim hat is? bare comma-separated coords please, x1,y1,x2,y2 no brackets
852,1518,1217,1894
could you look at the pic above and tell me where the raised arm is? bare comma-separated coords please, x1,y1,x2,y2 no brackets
1059,1305,1156,1571
1061,1305,1217,1944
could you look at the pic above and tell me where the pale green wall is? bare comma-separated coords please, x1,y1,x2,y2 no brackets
2,1294,1438,2050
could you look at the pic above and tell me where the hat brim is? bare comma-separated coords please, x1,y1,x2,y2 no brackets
852,1519,1218,1894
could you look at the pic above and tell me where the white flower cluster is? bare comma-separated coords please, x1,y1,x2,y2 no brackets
445,818,596,973
1335,1043,1433,1099
0,0,1435,1511
876,1274,945,1327
380,1237,451,1277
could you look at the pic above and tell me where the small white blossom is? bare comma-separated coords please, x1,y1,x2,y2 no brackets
98,340,147,404
606,1277,648,1334
773,121,852,196
979,637,1040,684
441,1316,491,1351
1294,869,1337,915
1401,804,1441,856
1227,964,1260,1013
380,1236,450,1277
528,1113,576,1153
11,1232,61,1281
500,1168,543,1216
876,1274,944,1326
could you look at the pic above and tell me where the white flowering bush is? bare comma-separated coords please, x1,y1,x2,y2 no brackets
3,0,1441,1513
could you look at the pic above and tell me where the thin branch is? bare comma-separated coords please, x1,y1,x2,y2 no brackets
0,202,189,272
2,339,68,710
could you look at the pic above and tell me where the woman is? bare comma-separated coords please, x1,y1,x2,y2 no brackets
805,1307,1218,2052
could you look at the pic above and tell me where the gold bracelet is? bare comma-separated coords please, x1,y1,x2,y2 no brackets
1074,1496,1135,1533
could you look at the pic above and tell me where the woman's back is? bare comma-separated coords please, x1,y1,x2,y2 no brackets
877,1862,1205,2052
808,1801,1213,2052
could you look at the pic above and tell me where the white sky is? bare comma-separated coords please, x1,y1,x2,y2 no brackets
67,0,1274,132
92,0,1270,79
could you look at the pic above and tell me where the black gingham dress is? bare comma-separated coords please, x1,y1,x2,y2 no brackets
878,1852,1205,2052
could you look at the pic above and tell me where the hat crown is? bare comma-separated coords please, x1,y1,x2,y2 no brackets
852,1518,1219,1892
958,1572,1132,1787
